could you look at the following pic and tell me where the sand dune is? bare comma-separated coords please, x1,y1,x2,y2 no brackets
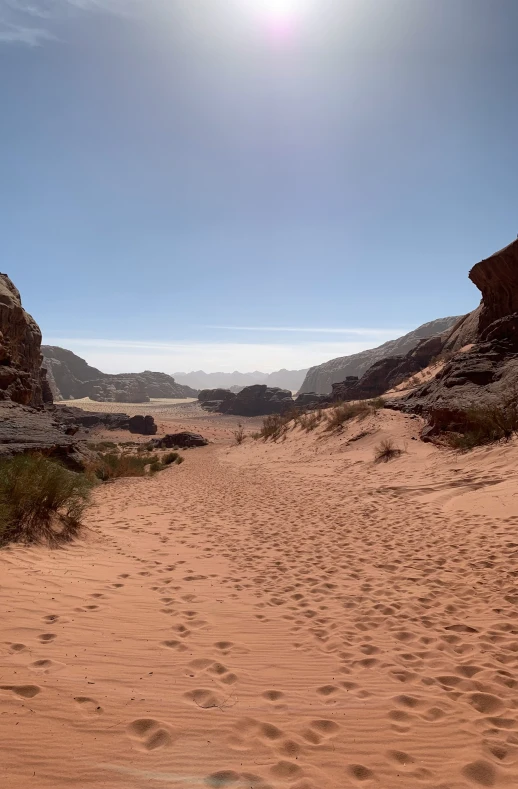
2,409,518,787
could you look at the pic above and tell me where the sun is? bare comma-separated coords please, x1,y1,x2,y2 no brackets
238,0,312,38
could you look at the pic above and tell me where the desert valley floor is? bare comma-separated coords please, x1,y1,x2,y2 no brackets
2,402,518,788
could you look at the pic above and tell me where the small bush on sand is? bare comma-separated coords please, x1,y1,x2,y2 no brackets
299,410,323,432
91,452,159,481
163,451,181,465
367,397,386,410
444,401,518,451
233,424,246,445
87,440,118,451
259,413,290,441
0,454,94,546
325,402,370,431
374,438,403,463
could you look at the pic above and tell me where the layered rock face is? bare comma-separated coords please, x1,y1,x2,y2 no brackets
390,239,518,435
0,274,50,407
331,334,446,402
469,239,518,332
42,346,197,402
299,317,461,395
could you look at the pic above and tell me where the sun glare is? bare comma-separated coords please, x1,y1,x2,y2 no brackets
239,0,312,40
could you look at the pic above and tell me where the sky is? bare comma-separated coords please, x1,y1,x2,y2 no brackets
2,0,518,373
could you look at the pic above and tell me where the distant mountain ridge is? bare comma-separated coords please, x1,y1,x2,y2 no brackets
174,368,308,393
42,346,197,402
299,317,462,394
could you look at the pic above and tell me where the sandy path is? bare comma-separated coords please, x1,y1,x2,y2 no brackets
2,416,518,788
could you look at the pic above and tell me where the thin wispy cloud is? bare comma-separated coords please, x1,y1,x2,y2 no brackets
205,325,408,336
0,0,139,45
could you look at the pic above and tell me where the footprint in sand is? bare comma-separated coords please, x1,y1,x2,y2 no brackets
126,718,173,751
7,642,27,653
38,633,57,643
185,688,234,710
29,659,65,674
74,696,103,715
1,684,41,698
161,639,188,652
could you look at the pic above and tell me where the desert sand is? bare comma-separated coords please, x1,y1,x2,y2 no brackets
2,404,518,788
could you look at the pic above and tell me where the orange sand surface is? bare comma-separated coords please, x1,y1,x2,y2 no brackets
2,409,518,788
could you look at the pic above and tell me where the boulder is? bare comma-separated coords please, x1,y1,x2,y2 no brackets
294,392,329,408
128,415,158,435
153,432,208,448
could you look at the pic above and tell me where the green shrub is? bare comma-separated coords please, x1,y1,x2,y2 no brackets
325,402,370,431
87,440,118,451
0,454,94,546
259,413,290,441
299,410,323,431
163,451,180,465
444,401,518,451
175,455,185,465
91,452,159,481
149,460,163,474
233,424,246,445
374,439,403,463
366,397,386,410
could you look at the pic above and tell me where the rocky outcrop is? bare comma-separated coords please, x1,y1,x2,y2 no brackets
52,406,157,436
152,432,208,449
331,334,446,402
299,317,461,395
220,385,294,417
469,238,518,333
128,415,157,436
0,402,94,471
42,346,198,402
388,239,518,437
198,388,236,403
0,274,51,408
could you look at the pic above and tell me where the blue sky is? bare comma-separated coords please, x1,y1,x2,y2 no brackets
2,0,518,373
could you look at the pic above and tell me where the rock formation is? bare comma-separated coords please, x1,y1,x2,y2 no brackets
0,274,51,407
42,346,198,402
299,317,461,395
151,433,208,449
331,333,446,402
219,385,294,417
389,239,518,437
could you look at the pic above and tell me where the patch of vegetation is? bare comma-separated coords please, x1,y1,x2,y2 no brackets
91,452,159,481
0,454,94,546
259,413,291,442
163,451,182,465
374,438,403,463
366,397,386,410
87,440,118,451
299,410,323,432
444,401,518,451
325,402,370,431
233,424,246,445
